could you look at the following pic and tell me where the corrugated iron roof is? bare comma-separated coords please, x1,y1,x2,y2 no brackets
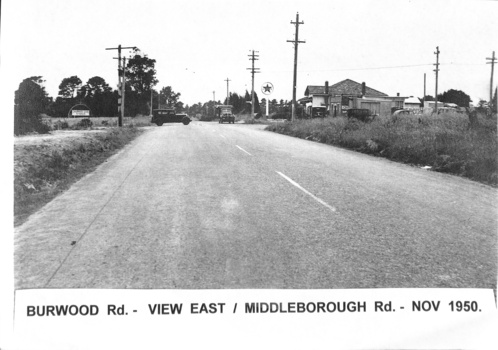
404,97,421,104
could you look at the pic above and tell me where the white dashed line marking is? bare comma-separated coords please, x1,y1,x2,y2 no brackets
236,145,252,156
276,171,336,212
219,134,226,139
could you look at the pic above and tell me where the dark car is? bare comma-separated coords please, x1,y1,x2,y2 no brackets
152,109,191,126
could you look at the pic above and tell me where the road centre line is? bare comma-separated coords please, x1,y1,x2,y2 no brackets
236,145,252,156
219,134,226,139
276,171,336,212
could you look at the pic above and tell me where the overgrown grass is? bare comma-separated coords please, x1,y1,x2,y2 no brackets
14,127,145,226
236,113,270,124
266,113,497,186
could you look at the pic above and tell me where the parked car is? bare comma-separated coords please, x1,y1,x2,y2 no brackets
347,108,376,122
392,109,414,117
436,107,462,115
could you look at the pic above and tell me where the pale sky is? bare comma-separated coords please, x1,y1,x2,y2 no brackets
1,0,497,106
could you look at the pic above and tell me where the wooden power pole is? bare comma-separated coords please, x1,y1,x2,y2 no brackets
486,51,496,106
106,45,136,126
433,46,440,114
225,78,231,105
247,50,260,118
423,73,426,108
287,12,305,122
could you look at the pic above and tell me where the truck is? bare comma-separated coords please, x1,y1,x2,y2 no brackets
216,105,235,124
151,108,191,126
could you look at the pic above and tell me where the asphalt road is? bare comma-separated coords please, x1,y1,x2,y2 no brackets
15,122,497,289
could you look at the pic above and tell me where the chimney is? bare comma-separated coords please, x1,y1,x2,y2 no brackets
397,92,400,97
325,81,329,95
361,82,366,97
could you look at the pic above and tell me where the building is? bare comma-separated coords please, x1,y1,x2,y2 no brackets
303,79,405,117
404,96,422,110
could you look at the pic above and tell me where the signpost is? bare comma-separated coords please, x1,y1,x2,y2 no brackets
261,82,274,117
71,110,90,117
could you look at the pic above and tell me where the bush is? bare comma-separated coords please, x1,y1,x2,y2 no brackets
266,115,497,186
34,122,51,134
199,115,215,121
75,118,93,129
54,120,70,130
271,112,290,120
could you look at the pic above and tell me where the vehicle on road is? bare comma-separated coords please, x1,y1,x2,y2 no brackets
152,108,191,126
216,105,235,124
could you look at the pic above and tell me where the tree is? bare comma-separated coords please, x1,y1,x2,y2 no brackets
82,76,116,117
158,86,181,109
123,48,158,115
58,76,82,98
492,88,497,113
253,91,261,113
14,76,52,135
437,89,472,107
125,49,158,94
420,95,435,102
84,76,112,97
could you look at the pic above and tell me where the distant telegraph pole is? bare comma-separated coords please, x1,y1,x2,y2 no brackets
433,46,440,114
225,78,231,105
247,50,260,118
213,91,216,117
423,73,426,107
121,57,127,123
105,45,136,126
486,51,496,105
287,12,305,122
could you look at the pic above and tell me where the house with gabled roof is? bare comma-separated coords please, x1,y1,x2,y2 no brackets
302,79,405,117
305,79,388,98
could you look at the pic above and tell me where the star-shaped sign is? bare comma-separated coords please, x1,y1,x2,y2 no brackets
261,82,274,95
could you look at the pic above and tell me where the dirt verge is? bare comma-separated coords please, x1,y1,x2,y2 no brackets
14,127,147,226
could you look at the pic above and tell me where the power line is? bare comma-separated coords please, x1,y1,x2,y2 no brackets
263,61,487,74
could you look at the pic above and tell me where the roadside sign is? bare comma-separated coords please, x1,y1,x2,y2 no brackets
261,82,274,95
72,110,90,117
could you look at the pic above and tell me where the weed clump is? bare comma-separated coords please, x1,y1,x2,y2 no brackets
14,127,143,225
266,113,497,186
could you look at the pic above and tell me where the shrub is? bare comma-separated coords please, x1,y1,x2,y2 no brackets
75,118,93,129
54,120,70,130
33,121,51,134
266,115,497,186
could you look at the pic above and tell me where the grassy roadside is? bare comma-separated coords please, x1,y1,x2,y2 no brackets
14,126,146,226
266,113,497,186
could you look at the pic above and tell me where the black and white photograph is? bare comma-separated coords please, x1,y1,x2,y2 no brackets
1,0,497,348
